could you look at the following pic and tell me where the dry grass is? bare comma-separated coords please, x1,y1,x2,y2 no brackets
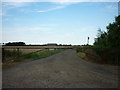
76,48,102,64
77,52,86,58
3,49,43,63
5,49,43,54
3,49,65,68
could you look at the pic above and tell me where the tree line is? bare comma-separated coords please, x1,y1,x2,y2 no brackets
94,15,120,48
4,42,26,46
3,42,72,46
93,15,120,65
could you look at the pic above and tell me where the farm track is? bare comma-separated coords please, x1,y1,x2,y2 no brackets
2,49,119,88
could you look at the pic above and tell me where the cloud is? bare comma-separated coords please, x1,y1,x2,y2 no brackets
106,5,117,10
50,0,119,4
2,0,119,3
4,27,52,32
2,0,39,2
2,1,66,14
2,2,30,16
2,2,28,9
36,6,66,13
3,24,55,32
2,0,118,14
27,27,52,31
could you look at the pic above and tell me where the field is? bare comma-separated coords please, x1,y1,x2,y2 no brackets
3,49,42,61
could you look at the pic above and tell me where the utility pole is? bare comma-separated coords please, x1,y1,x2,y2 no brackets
87,37,89,45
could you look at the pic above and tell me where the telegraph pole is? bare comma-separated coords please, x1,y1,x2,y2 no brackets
87,37,89,45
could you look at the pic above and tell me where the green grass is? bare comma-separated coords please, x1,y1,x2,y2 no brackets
3,49,65,69
14,49,65,62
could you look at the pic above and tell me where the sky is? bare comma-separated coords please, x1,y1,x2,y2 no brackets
1,1,118,45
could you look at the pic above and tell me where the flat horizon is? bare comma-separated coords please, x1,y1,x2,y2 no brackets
2,1,118,45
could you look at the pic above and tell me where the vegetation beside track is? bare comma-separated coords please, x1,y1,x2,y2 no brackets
3,49,65,68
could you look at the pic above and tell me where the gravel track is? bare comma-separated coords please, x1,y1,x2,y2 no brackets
2,49,119,88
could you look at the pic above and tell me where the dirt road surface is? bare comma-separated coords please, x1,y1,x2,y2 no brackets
2,49,119,88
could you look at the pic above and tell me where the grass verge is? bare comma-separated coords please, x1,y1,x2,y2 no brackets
3,49,65,69
14,49,65,62
76,47,119,66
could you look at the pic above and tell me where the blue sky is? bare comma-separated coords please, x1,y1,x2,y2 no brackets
2,2,118,45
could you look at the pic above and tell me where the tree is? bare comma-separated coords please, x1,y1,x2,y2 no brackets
94,29,107,48
94,15,120,48
107,15,120,48
5,42,26,46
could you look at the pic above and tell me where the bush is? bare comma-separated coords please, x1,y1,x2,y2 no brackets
93,48,120,65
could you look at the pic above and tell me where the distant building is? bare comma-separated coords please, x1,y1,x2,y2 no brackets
46,43,57,46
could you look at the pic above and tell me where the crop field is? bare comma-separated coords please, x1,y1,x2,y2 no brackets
5,48,43,54
2,48,43,62
2,46,73,63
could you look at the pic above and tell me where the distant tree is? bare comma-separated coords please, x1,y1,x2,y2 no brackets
5,42,26,46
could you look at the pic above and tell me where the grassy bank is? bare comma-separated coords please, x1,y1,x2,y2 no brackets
3,49,65,68
14,49,65,62
76,47,119,66
76,48,101,64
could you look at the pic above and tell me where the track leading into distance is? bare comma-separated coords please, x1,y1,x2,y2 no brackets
2,49,119,88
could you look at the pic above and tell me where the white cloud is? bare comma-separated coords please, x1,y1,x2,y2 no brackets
3,24,55,32
4,27,52,32
2,1,66,14
36,6,66,13
2,0,119,3
2,2,28,9
37,10,46,13
106,5,117,10
52,0,119,3
2,0,39,2
2,0,118,14
2,2,30,16
27,27,52,31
